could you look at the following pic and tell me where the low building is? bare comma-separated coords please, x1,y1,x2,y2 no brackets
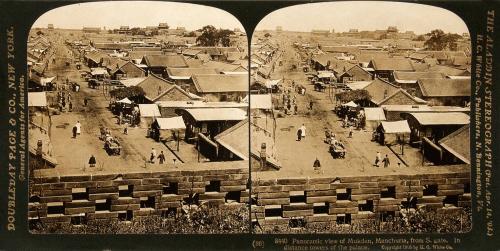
141,54,188,76
165,67,218,87
338,65,373,83
381,105,469,121
402,112,469,144
392,71,445,92
108,60,146,80
416,78,471,106
368,58,414,81
191,74,248,102
179,108,247,145
377,88,427,106
117,26,131,34
135,73,175,103
156,100,246,118
362,78,399,106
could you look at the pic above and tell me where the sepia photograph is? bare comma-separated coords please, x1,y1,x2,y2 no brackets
27,1,250,234
250,1,472,233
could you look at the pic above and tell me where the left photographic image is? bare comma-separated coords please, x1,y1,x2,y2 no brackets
27,1,250,234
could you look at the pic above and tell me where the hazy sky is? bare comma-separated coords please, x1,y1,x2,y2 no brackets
256,2,469,34
32,1,244,31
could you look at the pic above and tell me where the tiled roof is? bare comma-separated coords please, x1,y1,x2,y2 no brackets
137,73,174,101
370,58,414,71
417,78,470,97
393,71,445,82
166,68,217,80
438,124,470,164
409,112,470,126
191,74,248,93
363,78,399,104
142,54,188,68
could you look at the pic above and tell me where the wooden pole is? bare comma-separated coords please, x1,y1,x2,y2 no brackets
197,133,200,163
177,130,180,151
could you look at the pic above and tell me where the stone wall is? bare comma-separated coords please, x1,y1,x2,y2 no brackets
29,167,249,225
251,168,470,227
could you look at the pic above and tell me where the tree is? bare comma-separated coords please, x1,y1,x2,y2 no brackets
445,33,462,51
196,25,218,46
335,89,371,103
424,29,461,51
216,29,235,47
413,35,426,41
109,86,145,99
196,25,235,47
185,31,197,37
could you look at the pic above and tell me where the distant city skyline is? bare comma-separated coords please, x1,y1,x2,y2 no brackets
32,1,244,31
256,2,469,35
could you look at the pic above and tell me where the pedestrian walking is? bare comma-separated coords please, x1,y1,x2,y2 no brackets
158,151,166,164
84,97,88,106
75,121,81,135
72,125,77,138
300,124,306,139
313,157,321,170
294,103,298,114
348,126,353,138
383,154,390,168
69,101,73,112
88,155,96,167
150,148,157,163
123,123,128,135
297,128,302,141
375,151,381,167
309,101,314,110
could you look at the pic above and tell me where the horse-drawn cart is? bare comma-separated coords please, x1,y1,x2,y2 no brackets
314,82,328,92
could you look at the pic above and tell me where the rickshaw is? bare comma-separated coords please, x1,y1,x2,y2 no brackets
329,143,346,159
104,136,122,155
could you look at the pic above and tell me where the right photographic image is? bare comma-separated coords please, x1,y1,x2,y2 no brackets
250,1,471,233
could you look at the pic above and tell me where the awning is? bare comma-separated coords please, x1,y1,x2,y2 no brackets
184,108,246,121
265,79,281,88
90,68,108,76
317,71,335,78
117,97,132,104
381,120,411,134
198,133,218,148
245,94,273,110
424,137,443,154
155,116,186,130
40,76,56,86
409,112,470,126
364,107,386,121
138,104,161,117
120,77,146,87
28,92,47,107
342,101,358,108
